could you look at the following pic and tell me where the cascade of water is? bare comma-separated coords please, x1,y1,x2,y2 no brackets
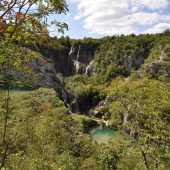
69,46,74,56
85,60,93,75
67,45,82,75
74,61,80,74
67,46,74,75
61,88,80,113
85,65,90,75
61,89,73,112
77,45,81,61
61,89,68,104
70,99,79,113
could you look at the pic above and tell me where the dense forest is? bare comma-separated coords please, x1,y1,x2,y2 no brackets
0,30,170,169
0,0,170,169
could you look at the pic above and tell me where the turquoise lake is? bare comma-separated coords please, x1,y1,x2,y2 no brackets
91,127,116,144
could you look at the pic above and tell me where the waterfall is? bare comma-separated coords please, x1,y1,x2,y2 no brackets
67,46,74,75
67,45,82,75
74,61,80,74
61,89,68,104
77,45,81,61
85,60,93,75
69,46,74,56
61,89,68,107
70,99,79,113
67,45,94,75
85,65,90,75
61,89,72,112
74,45,81,74
61,89,80,113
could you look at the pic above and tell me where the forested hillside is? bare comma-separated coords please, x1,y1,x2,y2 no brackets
0,30,170,169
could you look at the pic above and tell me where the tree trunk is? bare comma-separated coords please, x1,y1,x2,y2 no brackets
140,148,150,170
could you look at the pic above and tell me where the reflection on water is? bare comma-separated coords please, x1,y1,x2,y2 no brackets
91,127,116,144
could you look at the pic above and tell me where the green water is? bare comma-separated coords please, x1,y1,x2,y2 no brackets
10,89,32,94
91,127,116,144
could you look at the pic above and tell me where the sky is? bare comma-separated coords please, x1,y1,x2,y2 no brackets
49,0,170,39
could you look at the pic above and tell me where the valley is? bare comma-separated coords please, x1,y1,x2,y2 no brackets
0,32,170,169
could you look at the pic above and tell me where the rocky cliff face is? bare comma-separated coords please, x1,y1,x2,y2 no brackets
29,36,170,115
37,42,97,77
29,43,98,113
56,47,94,78
67,44,95,76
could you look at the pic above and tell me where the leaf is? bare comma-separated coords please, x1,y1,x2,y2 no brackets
15,12,23,19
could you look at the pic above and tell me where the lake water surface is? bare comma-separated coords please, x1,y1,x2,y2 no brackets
91,127,116,144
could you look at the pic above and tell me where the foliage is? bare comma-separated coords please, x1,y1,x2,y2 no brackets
71,114,98,133
0,37,44,88
0,23,170,169
140,32,170,81
107,78,170,169
93,34,155,78
64,74,105,101
0,0,68,38
0,89,100,169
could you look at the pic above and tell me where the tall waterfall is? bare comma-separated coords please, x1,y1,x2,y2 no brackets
85,60,93,75
67,44,95,75
77,45,81,61
70,99,80,113
61,89,80,114
61,89,68,104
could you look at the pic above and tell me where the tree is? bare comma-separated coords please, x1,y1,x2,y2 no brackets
108,78,170,169
0,0,68,36
99,146,119,170
0,0,68,168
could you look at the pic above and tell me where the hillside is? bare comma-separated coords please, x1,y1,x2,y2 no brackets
0,31,170,169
